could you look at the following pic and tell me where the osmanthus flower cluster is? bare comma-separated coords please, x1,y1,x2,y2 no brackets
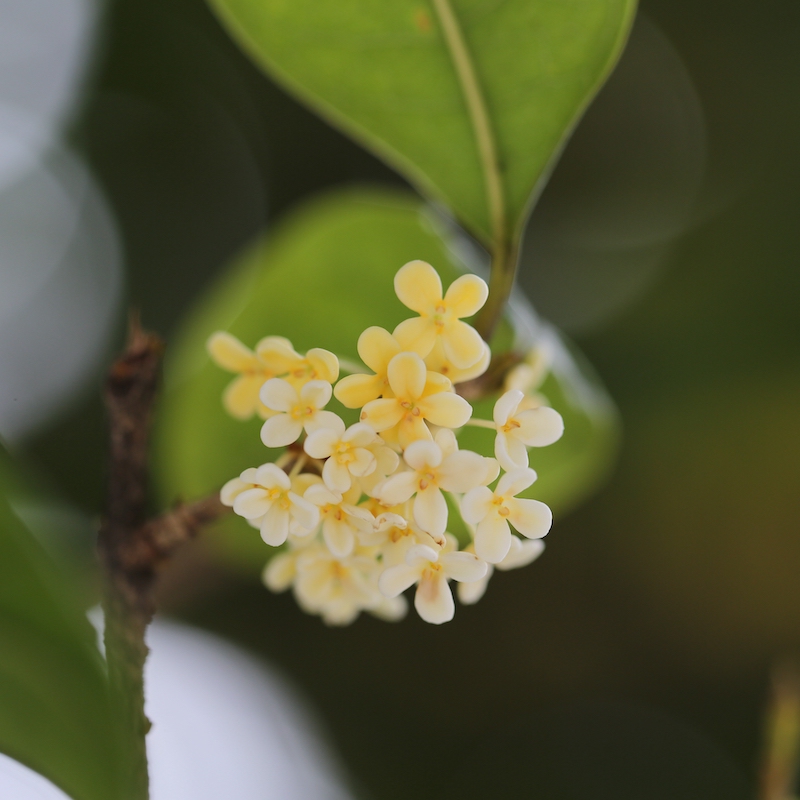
210,260,564,625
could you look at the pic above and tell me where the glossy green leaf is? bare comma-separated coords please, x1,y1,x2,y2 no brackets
155,188,617,567
0,448,122,800
207,0,636,246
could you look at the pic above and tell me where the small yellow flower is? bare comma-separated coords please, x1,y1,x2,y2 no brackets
207,332,289,420
359,352,471,448
392,260,488,369
256,338,339,389
333,326,401,409
259,378,339,447
461,468,552,563
493,389,564,472
378,534,487,625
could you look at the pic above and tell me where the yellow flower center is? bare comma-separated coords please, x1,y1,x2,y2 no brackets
291,404,314,420
501,418,521,433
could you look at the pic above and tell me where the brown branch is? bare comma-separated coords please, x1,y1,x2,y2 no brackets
97,317,227,800
122,495,228,572
760,660,800,800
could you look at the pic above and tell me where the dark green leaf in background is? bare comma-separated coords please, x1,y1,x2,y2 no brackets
155,189,617,567
0,448,122,800
207,0,636,245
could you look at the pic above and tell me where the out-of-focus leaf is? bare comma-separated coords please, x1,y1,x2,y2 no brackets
0,447,122,800
207,0,636,245
155,188,617,567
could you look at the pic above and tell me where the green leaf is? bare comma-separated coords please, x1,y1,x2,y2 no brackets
155,187,617,568
0,447,122,800
207,0,636,246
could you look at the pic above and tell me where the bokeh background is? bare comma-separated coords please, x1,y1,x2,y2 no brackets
2,0,799,797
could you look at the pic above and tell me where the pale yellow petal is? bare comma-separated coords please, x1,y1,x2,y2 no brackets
394,259,442,313
222,374,264,420
334,373,385,409
387,352,427,400
443,274,488,318
393,316,437,358
207,331,257,372
255,338,301,374
357,326,400,373
441,320,486,370
300,379,332,410
418,391,472,429
306,348,340,382
514,406,564,447
397,415,433,449
360,398,404,432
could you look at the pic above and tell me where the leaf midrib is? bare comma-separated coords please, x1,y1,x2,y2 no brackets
430,0,506,247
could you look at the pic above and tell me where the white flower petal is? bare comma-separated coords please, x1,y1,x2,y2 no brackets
403,439,442,471
494,431,529,472
306,409,341,434
440,550,488,582
496,468,537,498
497,538,545,571
259,377,297,412
233,488,272,519
288,492,320,532
413,487,448,537
262,552,295,592
405,543,440,568
460,486,494,524
378,470,418,506
322,518,355,558
437,450,489,493
254,463,291,489
493,389,523,426
474,515,512,564
349,447,376,477
508,498,552,539
322,458,352,493
303,426,339,459
220,477,248,507
457,571,491,605
300,379,332,409
414,574,455,624
379,563,421,598
343,422,378,447
515,406,564,447
304,482,341,506
260,503,290,546
260,414,303,448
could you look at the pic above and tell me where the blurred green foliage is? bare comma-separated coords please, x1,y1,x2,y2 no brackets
0,450,122,800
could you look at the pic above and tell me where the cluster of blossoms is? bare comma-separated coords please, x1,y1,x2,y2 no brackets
210,260,564,625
